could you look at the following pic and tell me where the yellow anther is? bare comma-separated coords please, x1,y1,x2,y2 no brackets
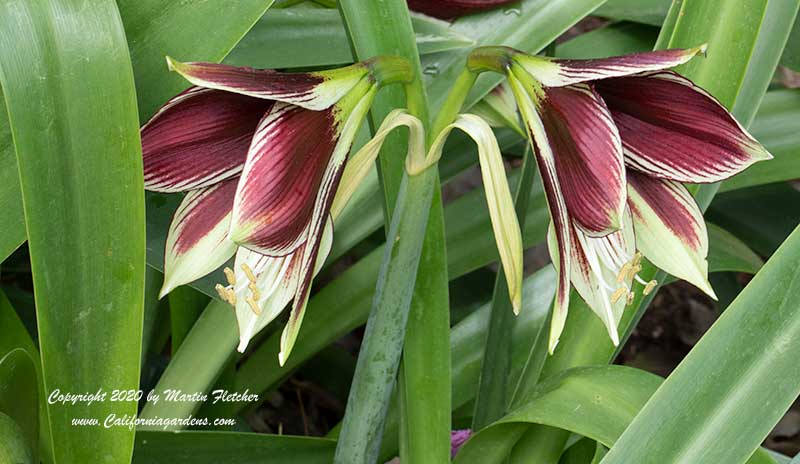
241,263,257,284
610,287,627,304
215,284,229,303
215,284,236,305
616,263,632,283
626,266,642,282
248,282,261,301
626,291,635,305
631,252,643,267
643,280,658,295
246,296,261,316
223,267,236,286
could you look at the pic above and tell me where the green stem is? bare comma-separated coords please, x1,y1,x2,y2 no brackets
333,169,436,463
472,147,535,430
429,68,478,138
336,1,451,463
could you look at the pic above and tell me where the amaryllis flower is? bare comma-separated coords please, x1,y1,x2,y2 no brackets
407,0,518,19
142,56,410,364
468,46,772,350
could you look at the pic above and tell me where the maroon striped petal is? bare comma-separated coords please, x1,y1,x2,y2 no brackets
233,245,301,353
279,216,334,365
229,103,340,256
160,179,239,297
627,171,715,297
549,212,635,346
167,58,366,111
407,0,518,19
515,47,704,87
142,87,271,193
540,84,626,236
596,71,772,183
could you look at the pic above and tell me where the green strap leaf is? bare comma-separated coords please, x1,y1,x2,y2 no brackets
602,224,800,463
453,365,778,464
0,1,144,461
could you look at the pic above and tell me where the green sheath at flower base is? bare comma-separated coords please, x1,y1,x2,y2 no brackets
466,44,772,352
141,55,414,366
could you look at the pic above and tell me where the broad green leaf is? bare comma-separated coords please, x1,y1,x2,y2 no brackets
455,366,662,463
453,366,777,464
603,224,800,464
225,9,474,69
0,0,144,461
133,431,335,464
593,0,671,25
0,349,38,461
722,89,800,192
0,412,33,464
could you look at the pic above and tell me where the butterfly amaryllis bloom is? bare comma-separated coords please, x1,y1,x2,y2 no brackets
407,0,518,19
141,56,410,364
468,46,772,351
